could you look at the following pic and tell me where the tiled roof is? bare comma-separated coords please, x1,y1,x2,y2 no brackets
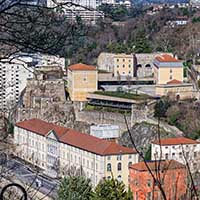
152,137,199,145
15,119,136,156
155,54,180,62
167,79,182,84
68,63,96,71
129,160,185,172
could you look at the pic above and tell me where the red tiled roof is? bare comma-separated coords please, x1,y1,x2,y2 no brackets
152,137,198,146
155,54,180,62
15,119,136,156
167,79,182,84
129,160,185,172
68,63,96,71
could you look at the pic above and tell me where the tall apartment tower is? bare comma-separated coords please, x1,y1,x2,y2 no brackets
0,57,34,112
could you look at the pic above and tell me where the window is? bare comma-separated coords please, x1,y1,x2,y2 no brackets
179,152,182,158
129,64,131,68
194,152,197,158
117,155,122,160
172,153,175,157
170,75,172,80
165,153,168,159
117,59,119,62
128,162,132,168
147,192,152,200
129,155,132,159
107,176,111,180
147,179,151,187
107,163,111,172
165,146,168,149
123,59,125,62
117,162,122,171
117,65,119,68
117,175,122,182
170,69,172,73
123,64,125,68
107,156,111,160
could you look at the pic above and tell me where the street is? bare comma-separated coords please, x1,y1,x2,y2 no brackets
0,158,59,199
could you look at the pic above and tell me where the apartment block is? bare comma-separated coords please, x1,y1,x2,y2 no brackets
14,118,138,187
0,57,34,111
129,160,187,200
67,63,98,101
151,137,200,172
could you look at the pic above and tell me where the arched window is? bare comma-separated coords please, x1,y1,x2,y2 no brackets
117,175,122,182
117,163,122,171
107,163,111,172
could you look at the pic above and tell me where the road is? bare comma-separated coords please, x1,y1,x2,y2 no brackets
1,158,59,199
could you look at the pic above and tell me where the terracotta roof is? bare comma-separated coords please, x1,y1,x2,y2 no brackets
129,160,185,172
15,119,136,156
167,79,182,84
155,54,180,62
68,63,96,71
152,137,199,146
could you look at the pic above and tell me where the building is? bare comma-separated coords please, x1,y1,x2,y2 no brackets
0,56,34,112
113,54,134,77
129,160,187,200
97,52,173,78
153,54,183,85
153,54,193,99
67,63,98,102
97,53,135,77
14,118,138,186
151,137,200,173
90,124,119,139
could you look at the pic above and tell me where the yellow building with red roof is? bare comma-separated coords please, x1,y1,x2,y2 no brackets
153,54,193,100
14,118,138,187
67,63,98,101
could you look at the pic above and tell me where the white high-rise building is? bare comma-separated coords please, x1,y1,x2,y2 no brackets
0,56,34,111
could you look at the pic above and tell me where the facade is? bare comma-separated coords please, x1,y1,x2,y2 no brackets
0,57,34,111
14,118,138,187
153,54,193,99
129,160,187,200
67,63,98,101
153,54,183,85
113,54,134,77
155,81,194,100
151,137,200,173
97,52,173,78
90,124,119,139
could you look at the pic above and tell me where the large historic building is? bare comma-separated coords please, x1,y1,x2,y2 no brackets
14,118,138,187
67,63,98,102
129,160,187,200
151,137,200,173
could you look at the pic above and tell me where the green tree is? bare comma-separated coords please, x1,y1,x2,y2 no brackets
154,99,170,118
93,178,132,200
58,176,93,200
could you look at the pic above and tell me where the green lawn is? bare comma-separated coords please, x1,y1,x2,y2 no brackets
94,91,151,100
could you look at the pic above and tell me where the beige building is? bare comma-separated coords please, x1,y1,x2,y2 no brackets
113,54,134,77
153,54,193,99
67,63,98,101
14,118,138,187
153,54,183,84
